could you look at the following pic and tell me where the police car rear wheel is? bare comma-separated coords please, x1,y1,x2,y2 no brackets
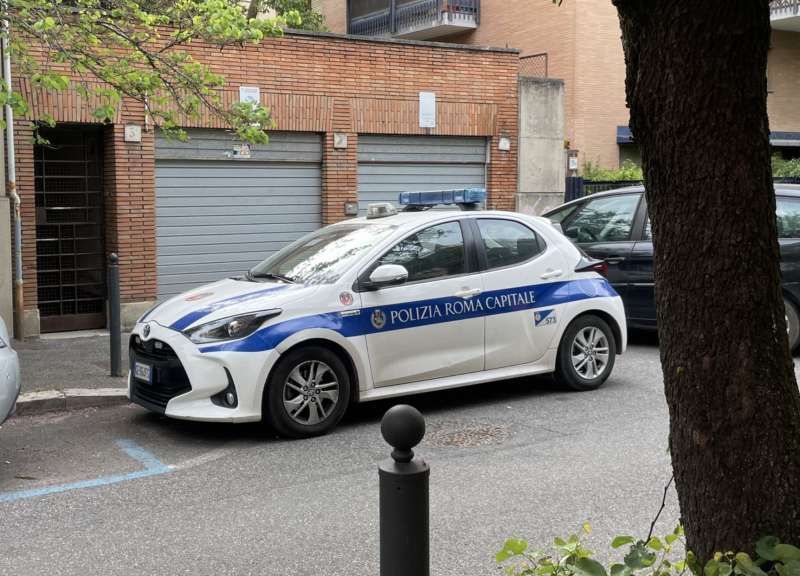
265,346,351,438
555,315,615,391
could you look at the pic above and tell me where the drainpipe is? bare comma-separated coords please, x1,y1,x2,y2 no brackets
2,15,23,340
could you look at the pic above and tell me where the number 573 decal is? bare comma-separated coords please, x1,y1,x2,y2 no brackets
534,309,557,327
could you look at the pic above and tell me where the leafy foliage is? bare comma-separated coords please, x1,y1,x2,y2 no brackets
3,0,307,142
496,525,800,576
261,0,327,31
772,155,800,178
581,159,644,182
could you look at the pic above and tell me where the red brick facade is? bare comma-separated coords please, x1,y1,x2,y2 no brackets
12,31,519,333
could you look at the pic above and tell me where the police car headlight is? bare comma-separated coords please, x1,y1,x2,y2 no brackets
183,310,282,344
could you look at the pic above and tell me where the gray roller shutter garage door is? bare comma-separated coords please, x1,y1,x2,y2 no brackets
357,135,487,214
155,129,322,298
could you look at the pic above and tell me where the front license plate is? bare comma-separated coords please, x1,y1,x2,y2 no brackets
134,361,152,384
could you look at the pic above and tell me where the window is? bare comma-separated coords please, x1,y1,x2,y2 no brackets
377,222,465,282
477,219,543,269
777,197,800,239
564,194,641,243
250,222,398,285
546,204,579,224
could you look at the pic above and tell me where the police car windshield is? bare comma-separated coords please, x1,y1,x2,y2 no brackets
249,222,399,285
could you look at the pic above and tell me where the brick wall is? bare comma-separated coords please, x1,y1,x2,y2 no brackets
768,30,800,134
12,31,519,324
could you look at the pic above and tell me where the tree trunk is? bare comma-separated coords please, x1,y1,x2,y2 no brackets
611,0,800,561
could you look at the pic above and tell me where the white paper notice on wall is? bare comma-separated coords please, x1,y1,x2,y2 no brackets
239,86,261,104
419,92,436,128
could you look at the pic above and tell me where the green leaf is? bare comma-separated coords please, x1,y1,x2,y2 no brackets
756,537,780,561
775,545,800,563
777,560,800,576
735,553,768,576
612,536,635,549
611,564,632,576
625,544,656,570
574,558,608,576
496,538,529,563
647,537,664,551
705,559,721,576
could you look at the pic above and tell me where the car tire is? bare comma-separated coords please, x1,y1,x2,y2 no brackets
264,346,351,439
785,297,800,354
555,314,616,391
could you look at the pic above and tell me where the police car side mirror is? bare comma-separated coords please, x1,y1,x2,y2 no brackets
366,264,409,289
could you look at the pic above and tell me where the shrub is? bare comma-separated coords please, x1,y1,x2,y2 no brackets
772,154,800,178
582,160,644,182
495,525,800,576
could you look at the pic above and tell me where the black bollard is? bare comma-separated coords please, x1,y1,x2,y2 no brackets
379,404,429,576
108,253,121,377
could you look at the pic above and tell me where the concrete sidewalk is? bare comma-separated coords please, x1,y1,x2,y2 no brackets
16,331,128,393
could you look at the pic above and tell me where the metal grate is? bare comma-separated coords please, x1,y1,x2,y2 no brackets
519,53,549,78
35,127,106,332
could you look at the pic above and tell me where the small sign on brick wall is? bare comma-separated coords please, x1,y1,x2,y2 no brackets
239,86,260,104
124,124,142,143
419,92,436,128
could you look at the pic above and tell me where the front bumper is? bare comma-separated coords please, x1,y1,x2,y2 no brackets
128,321,279,423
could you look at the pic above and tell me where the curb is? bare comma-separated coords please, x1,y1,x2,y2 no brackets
15,388,129,416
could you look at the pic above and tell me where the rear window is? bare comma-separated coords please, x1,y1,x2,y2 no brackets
777,196,800,239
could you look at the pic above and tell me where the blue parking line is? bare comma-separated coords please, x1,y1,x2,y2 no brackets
0,439,171,504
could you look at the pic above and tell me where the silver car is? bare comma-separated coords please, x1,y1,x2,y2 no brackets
0,317,20,425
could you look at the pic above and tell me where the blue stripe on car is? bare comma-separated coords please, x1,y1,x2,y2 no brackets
170,285,295,331
198,278,617,354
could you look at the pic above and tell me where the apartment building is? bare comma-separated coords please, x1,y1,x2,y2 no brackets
314,0,800,169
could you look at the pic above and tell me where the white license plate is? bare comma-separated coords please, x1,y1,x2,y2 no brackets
134,362,152,384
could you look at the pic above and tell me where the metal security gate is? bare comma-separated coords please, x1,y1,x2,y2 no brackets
155,129,322,298
357,135,487,214
35,126,106,333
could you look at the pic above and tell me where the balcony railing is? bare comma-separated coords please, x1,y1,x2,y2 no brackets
771,0,800,17
349,0,480,40
519,53,549,78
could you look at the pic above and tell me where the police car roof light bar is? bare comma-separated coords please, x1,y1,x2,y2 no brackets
398,188,487,211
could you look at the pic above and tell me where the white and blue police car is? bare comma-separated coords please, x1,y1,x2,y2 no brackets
129,189,626,438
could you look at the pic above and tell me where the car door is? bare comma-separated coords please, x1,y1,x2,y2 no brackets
472,217,565,370
626,207,657,327
561,192,643,305
358,219,485,388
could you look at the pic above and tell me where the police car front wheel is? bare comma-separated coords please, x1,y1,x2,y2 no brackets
264,346,351,438
555,315,616,391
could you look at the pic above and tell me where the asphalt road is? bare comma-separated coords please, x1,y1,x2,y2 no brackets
2,333,685,576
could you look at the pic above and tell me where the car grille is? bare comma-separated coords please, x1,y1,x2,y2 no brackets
129,335,191,413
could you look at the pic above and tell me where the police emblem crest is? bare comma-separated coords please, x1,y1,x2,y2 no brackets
371,309,386,329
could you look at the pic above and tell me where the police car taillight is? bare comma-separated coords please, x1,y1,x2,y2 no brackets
398,188,486,211
576,257,609,278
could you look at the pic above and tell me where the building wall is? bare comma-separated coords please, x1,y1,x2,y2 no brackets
769,30,800,134
449,0,577,159
12,31,519,333
573,0,628,169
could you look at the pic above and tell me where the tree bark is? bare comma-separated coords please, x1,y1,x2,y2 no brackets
611,0,800,561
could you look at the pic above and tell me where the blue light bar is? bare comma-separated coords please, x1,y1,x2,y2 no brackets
398,188,486,207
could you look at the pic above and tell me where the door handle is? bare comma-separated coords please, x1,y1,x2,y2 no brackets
604,256,626,264
540,269,563,280
455,288,482,299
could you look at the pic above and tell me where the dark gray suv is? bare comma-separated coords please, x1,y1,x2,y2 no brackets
544,185,800,351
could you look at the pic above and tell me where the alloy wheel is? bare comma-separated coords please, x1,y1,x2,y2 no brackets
570,326,610,380
282,360,340,425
